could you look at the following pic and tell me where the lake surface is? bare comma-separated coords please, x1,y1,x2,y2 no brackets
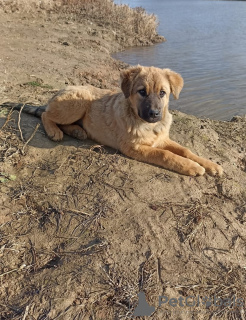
113,0,246,120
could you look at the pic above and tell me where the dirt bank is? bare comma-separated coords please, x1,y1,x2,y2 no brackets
0,5,246,320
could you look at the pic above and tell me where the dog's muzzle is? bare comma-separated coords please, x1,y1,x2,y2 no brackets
148,109,161,122
138,94,163,123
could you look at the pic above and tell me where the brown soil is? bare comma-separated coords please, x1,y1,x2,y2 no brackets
1,9,246,320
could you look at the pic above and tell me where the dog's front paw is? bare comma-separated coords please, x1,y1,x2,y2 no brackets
186,162,206,176
180,159,205,177
204,161,223,177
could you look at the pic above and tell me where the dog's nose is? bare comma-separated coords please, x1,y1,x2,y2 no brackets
149,109,160,118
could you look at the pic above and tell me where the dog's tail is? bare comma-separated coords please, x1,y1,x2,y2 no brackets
1,102,46,118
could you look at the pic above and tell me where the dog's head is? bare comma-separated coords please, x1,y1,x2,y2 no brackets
120,66,183,123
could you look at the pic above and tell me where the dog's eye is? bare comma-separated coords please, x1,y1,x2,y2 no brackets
138,89,147,97
160,90,166,98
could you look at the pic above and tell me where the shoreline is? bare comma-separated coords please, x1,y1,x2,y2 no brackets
0,6,165,105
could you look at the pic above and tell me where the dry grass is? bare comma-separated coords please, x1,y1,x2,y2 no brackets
173,265,246,319
0,0,164,46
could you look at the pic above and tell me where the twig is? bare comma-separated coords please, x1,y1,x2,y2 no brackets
0,268,19,277
22,123,40,154
18,103,25,141
29,239,37,272
0,264,26,277
56,156,70,171
68,208,93,216
22,305,29,320
157,257,161,284
0,106,14,130
241,308,245,320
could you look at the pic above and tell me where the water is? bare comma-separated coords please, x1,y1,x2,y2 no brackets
113,0,246,120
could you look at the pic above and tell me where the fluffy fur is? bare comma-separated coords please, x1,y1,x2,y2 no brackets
41,66,223,176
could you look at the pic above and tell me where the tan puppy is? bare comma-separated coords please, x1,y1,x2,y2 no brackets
42,66,223,176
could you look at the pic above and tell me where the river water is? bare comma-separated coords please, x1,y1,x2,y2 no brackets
113,0,246,120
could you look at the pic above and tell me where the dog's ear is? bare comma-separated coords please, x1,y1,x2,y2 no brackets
120,66,142,98
164,69,184,99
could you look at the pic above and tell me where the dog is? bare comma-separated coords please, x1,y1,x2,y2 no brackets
41,65,223,176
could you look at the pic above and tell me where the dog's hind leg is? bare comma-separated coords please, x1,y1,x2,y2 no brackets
59,124,87,140
41,111,64,141
42,87,90,141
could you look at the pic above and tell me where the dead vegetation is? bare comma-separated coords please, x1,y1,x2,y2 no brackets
1,106,246,319
0,113,153,319
0,0,165,46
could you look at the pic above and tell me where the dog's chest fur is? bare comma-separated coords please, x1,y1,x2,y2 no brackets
128,111,172,148
84,89,173,150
